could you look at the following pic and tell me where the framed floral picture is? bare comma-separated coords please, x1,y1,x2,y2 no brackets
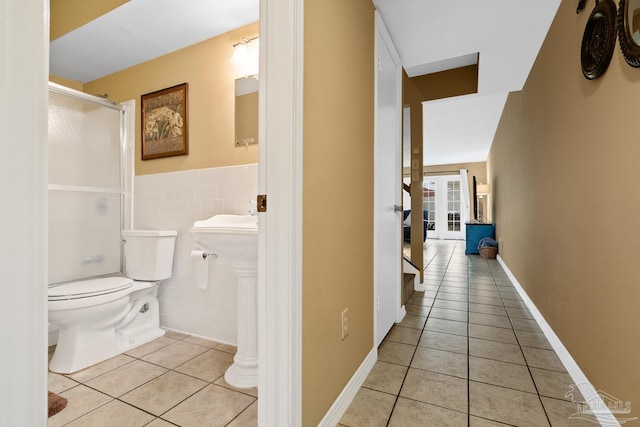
141,83,188,160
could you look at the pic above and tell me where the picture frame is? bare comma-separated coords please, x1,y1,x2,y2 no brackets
141,83,188,160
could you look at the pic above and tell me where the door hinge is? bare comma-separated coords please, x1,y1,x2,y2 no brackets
257,194,267,212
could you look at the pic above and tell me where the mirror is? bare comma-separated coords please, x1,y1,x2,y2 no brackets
619,0,640,67
234,76,259,147
630,0,640,44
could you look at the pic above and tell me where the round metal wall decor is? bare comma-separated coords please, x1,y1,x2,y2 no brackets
581,0,617,79
618,0,640,67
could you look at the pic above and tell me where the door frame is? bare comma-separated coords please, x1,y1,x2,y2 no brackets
374,10,404,346
2,0,49,424
257,0,304,424
5,0,305,424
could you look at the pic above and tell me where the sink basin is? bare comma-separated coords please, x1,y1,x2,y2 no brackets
193,214,258,229
189,214,257,264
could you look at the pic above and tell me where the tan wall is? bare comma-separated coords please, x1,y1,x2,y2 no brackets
50,0,129,40
302,0,374,424
423,161,487,215
403,67,478,273
407,64,478,103
83,22,259,175
489,0,640,408
49,74,83,91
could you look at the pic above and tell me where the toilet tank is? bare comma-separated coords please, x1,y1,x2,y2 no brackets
121,230,177,281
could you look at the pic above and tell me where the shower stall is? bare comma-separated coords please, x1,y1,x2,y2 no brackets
47,83,133,341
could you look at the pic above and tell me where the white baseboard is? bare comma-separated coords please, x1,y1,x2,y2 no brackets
497,255,622,427
318,346,377,427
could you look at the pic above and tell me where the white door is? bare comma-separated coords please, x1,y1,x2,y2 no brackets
423,178,438,239
424,175,465,240
443,177,464,240
374,12,402,346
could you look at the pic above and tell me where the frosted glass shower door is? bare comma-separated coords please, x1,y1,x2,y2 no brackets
48,89,124,284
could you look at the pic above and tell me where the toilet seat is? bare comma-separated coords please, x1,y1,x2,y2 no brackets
49,277,133,301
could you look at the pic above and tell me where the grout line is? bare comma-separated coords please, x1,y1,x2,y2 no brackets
50,336,252,426
466,246,471,427
385,241,458,426
488,258,553,427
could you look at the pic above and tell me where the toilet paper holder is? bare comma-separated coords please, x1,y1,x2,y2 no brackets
191,250,217,259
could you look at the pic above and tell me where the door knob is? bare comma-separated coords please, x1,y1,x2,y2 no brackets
393,205,403,212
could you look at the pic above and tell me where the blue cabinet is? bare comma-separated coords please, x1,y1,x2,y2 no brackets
465,223,495,255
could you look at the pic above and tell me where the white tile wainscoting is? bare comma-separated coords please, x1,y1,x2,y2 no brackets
134,164,258,344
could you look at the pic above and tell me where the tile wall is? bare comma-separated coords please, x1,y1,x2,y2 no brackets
134,164,258,344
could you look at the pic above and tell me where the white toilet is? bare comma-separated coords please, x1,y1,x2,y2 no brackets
48,230,177,374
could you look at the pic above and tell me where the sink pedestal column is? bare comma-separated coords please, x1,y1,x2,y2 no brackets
224,263,258,389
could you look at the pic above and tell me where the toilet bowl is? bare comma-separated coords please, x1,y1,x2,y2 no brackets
48,230,176,374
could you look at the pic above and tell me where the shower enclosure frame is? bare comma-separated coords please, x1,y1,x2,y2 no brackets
47,82,134,283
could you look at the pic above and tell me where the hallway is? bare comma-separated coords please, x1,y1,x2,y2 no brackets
340,240,584,426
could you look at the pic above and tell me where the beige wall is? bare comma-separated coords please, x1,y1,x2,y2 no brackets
302,0,375,424
83,22,259,175
489,0,640,408
49,74,83,91
50,0,129,40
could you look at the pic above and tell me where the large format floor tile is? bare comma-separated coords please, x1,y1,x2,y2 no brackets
50,241,584,427
388,397,467,426
64,399,154,427
120,371,207,416
411,346,468,379
400,368,468,412
362,360,408,395
85,360,168,398
418,330,468,354
48,385,113,427
339,387,396,427
48,332,258,427
162,384,255,427
469,381,550,426
342,240,584,427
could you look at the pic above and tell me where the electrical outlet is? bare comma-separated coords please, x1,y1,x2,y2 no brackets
341,308,349,340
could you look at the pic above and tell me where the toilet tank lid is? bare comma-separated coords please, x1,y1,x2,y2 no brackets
121,230,177,237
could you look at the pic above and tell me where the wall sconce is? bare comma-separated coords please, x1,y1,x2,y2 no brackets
230,37,259,78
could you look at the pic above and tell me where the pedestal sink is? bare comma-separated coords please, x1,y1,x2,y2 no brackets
189,214,258,389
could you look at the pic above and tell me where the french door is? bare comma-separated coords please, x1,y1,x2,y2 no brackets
423,175,465,240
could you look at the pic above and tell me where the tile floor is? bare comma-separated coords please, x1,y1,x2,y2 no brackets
48,240,587,427
48,332,257,426
340,240,587,427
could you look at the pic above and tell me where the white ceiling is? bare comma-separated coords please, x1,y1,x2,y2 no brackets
374,0,560,166
51,0,560,167
50,0,259,83
422,93,508,165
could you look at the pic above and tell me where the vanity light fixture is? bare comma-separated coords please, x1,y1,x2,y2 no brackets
230,37,259,78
